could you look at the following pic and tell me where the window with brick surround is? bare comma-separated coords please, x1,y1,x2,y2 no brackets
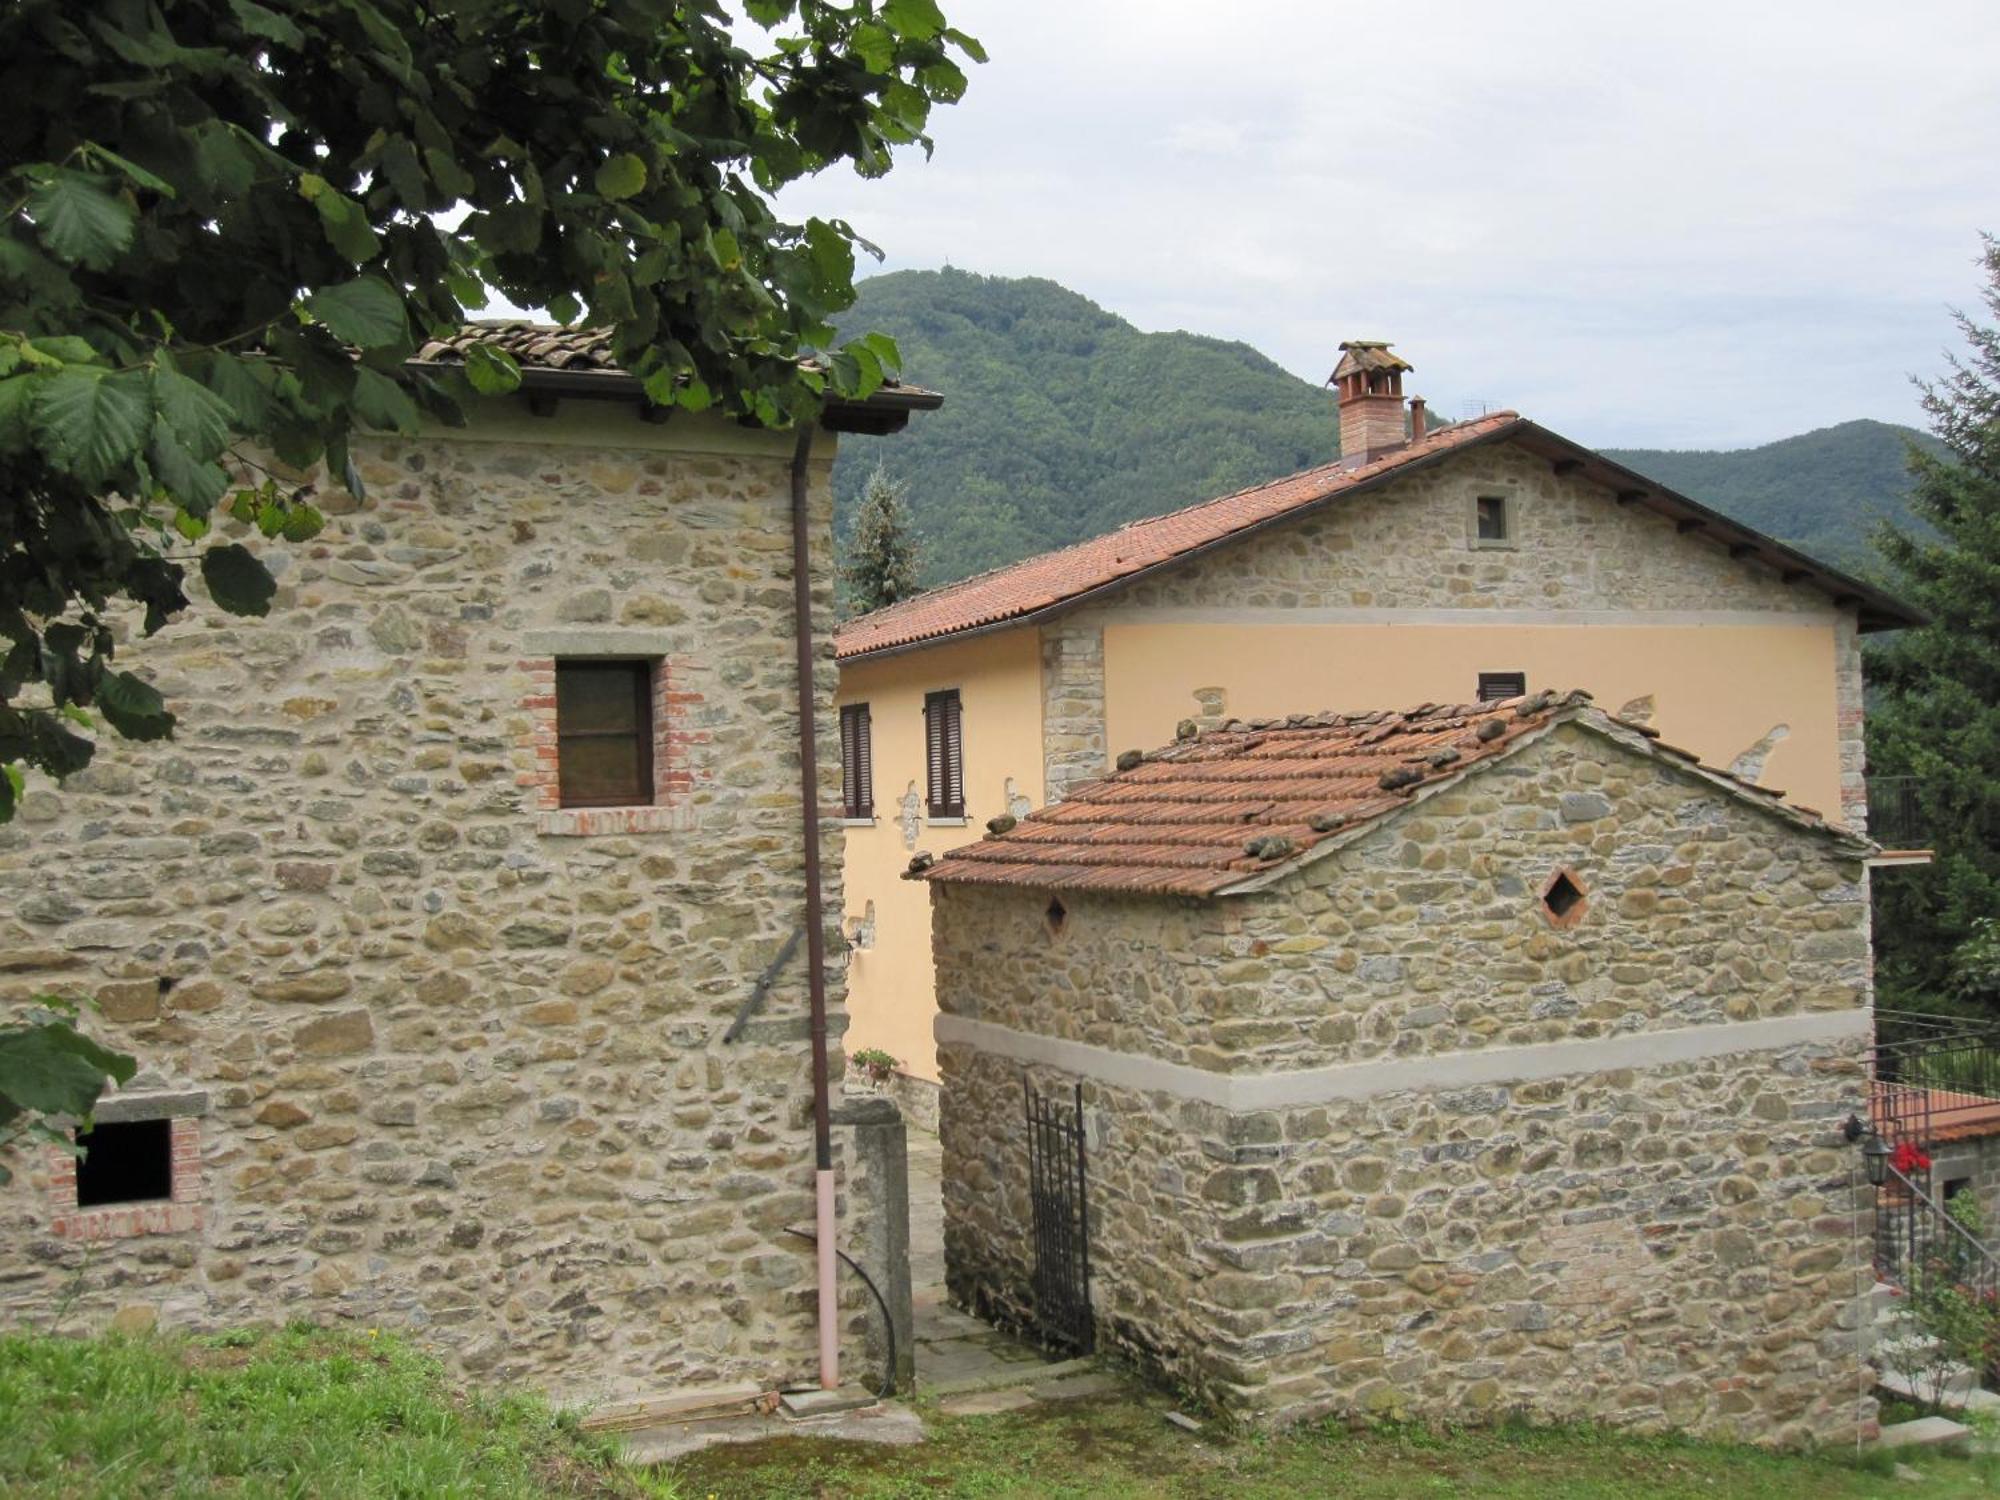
840,703,874,820
556,660,655,808
924,689,965,819
76,1118,173,1206
1478,671,1527,703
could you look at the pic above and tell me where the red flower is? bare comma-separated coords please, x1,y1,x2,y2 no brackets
1892,1141,1932,1175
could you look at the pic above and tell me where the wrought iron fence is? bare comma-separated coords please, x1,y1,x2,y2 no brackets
1872,1008,2000,1149
1867,776,1927,850
1024,1080,1094,1356
1875,1160,2000,1306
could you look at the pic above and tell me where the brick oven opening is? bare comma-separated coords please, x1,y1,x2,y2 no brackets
75,1118,174,1207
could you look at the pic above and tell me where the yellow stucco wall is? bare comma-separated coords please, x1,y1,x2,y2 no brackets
1099,620,1843,819
837,628,1043,1082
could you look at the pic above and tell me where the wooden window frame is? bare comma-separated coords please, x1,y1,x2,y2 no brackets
555,659,656,810
1477,671,1527,704
1471,492,1514,548
924,688,965,820
840,702,875,821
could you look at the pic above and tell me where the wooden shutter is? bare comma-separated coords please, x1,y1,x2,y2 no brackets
556,660,654,808
924,689,964,818
1477,671,1527,703
841,703,874,819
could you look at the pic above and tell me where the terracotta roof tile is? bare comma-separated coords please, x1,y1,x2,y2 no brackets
835,412,1523,659
915,691,1869,897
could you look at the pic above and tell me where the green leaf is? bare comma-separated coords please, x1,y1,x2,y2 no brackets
152,361,233,461
0,376,35,451
280,503,325,542
0,1021,135,1121
227,0,305,47
27,172,136,270
595,152,648,201
462,343,521,396
547,291,582,325
852,22,894,71
880,0,946,41
351,367,420,433
172,509,210,542
95,670,175,741
201,543,277,616
944,27,988,63
299,173,380,263
82,143,174,196
32,369,154,482
304,277,408,349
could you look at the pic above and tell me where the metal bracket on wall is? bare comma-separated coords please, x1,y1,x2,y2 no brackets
722,923,805,1044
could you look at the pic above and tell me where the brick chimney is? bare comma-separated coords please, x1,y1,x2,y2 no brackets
1329,340,1414,462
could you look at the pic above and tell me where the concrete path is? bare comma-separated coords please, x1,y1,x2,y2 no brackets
906,1125,1069,1395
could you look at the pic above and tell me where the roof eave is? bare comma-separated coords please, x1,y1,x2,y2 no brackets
837,420,1531,662
402,358,943,435
1507,422,1924,633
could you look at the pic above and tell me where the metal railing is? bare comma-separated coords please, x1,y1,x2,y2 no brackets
1876,1161,2000,1304
1867,776,1927,850
1872,1009,2000,1148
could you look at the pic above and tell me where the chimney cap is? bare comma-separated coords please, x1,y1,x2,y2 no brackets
1330,340,1413,383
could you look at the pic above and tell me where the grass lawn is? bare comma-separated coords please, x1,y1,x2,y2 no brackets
0,1325,676,1499
674,1385,2000,1500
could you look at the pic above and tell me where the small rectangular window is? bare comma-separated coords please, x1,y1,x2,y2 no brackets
75,1119,173,1207
924,689,965,819
1478,672,1527,703
840,703,874,820
556,660,654,808
1474,494,1510,543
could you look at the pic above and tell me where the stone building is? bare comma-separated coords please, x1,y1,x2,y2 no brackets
834,340,1920,1109
922,691,1878,1444
0,324,937,1409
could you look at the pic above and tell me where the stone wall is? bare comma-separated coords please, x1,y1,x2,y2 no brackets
940,1040,1873,1445
934,722,1876,1443
0,404,882,1409
1114,442,1832,617
1039,621,1106,804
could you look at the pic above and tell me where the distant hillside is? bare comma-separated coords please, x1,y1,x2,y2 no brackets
1603,421,1941,574
832,269,1932,589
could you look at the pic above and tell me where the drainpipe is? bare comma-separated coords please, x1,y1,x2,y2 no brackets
788,421,839,1390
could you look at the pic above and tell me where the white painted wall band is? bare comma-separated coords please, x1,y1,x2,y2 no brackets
932,1008,1869,1110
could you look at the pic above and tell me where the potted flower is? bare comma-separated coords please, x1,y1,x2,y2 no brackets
850,1048,899,1088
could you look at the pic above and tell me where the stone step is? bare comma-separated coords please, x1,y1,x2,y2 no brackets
924,1354,1096,1398
1877,1366,2000,1413
1876,1415,1973,1451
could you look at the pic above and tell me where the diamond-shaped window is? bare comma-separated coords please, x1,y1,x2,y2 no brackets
1540,868,1588,928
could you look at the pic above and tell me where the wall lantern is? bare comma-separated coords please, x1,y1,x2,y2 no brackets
1861,1133,1891,1188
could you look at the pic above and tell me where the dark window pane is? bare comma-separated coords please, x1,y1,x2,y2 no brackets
556,660,653,808
557,662,644,735
559,735,648,808
76,1118,173,1206
1475,495,1508,540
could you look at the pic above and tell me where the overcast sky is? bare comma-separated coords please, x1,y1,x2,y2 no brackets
779,1,2000,449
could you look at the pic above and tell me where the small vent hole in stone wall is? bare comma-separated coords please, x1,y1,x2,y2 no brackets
75,1119,173,1207
1541,870,1587,926
1945,1177,1972,1202
1044,897,1069,938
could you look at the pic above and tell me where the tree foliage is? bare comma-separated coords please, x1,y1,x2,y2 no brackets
0,999,136,1185
840,463,922,614
0,0,982,818
1867,235,2000,1009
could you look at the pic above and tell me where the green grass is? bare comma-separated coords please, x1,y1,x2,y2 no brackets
0,1324,677,1500
673,1386,1998,1499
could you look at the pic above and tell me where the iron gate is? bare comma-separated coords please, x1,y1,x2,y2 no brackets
1024,1080,1094,1355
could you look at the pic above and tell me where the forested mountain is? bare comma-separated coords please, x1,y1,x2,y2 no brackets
832,269,1932,588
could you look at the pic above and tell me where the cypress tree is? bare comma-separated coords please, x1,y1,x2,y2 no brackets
1869,234,2000,1011
841,466,924,616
